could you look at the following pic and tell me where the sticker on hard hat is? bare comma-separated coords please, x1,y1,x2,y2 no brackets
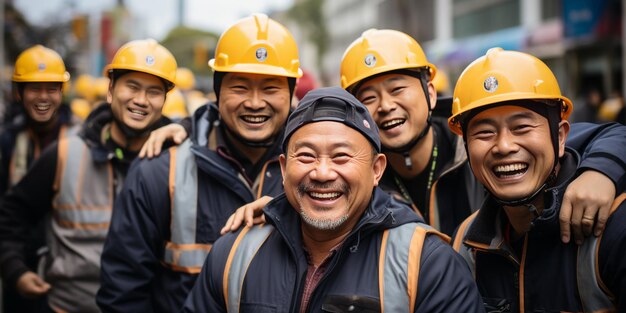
483,76,498,93
38,63,46,71
255,48,268,62
364,54,377,67
145,55,155,66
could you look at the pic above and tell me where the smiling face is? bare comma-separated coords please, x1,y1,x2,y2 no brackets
466,105,569,201
355,73,435,149
280,121,386,233
20,82,63,123
107,71,166,131
218,72,290,144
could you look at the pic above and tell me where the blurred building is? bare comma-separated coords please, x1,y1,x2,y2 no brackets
320,0,624,103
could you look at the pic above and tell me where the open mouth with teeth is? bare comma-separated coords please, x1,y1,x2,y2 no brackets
241,115,270,124
493,163,528,178
128,108,148,116
34,103,52,113
380,118,405,130
308,191,342,201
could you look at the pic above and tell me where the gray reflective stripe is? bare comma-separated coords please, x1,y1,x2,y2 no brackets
53,136,112,221
453,216,476,279
382,223,430,313
226,225,274,313
172,139,198,244
163,247,210,268
55,209,111,224
9,131,29,186
578,236,614,311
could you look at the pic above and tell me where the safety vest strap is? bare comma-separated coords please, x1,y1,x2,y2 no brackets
52,135,113,229
379,222,448,313
170,139,198,244
452,211,478,279
163,139,209,273
223,225,274,312
577,193,625,312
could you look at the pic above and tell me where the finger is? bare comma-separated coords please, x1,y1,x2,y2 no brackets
594,203,610,237
252,216,266,225
153,134,164,157
571,204,586,245
244,206,257,227
580,207,597,237
174,131,186,144
229,207,246,231
559,197,573,244
220,214,236,235
138,136,151,158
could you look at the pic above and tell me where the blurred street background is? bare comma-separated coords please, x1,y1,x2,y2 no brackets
2,0,625,124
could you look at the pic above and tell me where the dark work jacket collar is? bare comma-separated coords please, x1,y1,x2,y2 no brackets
465,148,580,250
262,187,423,261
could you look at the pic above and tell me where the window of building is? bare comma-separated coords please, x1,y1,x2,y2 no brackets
453,0,521,38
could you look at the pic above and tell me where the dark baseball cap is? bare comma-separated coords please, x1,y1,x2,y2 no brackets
282,86,381,152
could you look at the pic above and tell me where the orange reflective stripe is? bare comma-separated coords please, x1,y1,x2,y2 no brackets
453,211,478,251
53,137,68,191
223,226,252,311
407,227,426,313
378,229,389,313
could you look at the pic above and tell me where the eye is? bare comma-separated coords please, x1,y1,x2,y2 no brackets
147,89,164,97
295,152,316,163
390,86,405,95
512,124,533,132
359,95,377,105
332,152,351,164
471,129,495,140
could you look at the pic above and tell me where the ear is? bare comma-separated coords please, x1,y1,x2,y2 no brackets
558,120,570,158
371,153,387,187
279,153,287,183
427,82,437,110
106,81,114,104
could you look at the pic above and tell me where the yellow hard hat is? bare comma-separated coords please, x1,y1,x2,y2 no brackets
448,48,573,136
104,39,177,90
162,88,188,120
432,70,450,94
209,14,302,78
13,45,70,83
94,77,110,99
340,29,436,90
74,74,96,101
176,68,195,90
70,98,92,120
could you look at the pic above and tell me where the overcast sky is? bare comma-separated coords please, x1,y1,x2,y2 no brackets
14,0,294,39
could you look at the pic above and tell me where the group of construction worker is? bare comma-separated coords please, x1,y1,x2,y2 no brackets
0,12,624,313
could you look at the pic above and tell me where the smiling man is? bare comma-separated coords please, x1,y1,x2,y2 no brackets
97,14,301,312
450,48,626,312
0,44,78,313
182,87,484,313
0,39,176,312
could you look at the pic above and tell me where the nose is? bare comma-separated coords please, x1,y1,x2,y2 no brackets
377,92,396,113
309,157,339,183
492,130,519,156
134,90,148,106
244,89,266,110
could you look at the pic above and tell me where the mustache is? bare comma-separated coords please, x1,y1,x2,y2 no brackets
297,182,350,195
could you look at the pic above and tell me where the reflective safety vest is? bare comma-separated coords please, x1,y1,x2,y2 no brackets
48,134,114,312
452,193,626,313
9,125,76,186
223,222,448,312
52,134,113,230
162,139,212,274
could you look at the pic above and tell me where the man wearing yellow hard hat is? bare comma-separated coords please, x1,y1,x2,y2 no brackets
337,29,619,243
98,14,301,312
0,44,78,313
0,39,177,312
450,48,626,313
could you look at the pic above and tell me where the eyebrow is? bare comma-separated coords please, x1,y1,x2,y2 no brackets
229,75,284,85
125,78,164,91
469,111,540,129
357,76,408,97
291,139,354,152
